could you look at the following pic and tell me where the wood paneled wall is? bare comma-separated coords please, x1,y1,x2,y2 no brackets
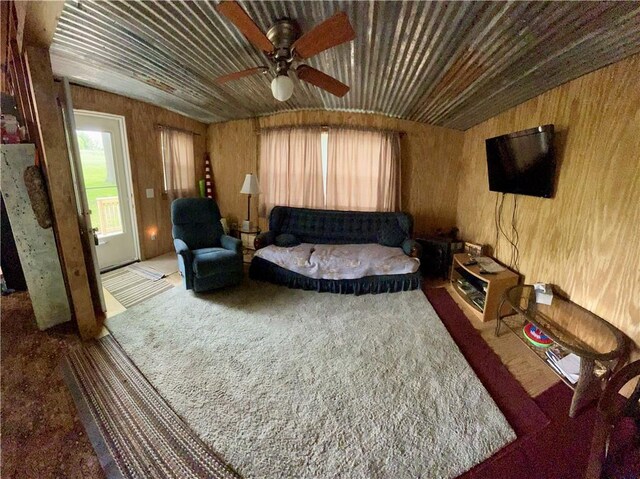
70,85,208,259
456,54,640,349
207,111,464,235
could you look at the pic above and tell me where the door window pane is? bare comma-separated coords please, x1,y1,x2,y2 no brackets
76,130,123,236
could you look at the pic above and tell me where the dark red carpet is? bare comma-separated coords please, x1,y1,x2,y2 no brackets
425,287,596,479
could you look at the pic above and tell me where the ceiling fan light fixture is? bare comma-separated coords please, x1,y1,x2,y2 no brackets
271,73,294,102
216,3,353,100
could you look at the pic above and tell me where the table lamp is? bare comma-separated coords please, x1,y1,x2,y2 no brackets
240,173,260,231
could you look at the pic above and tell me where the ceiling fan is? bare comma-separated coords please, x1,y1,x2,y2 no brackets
215,1,356,102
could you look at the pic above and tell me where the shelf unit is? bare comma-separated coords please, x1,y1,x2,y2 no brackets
501,313,579,390
500,313,608,391
450,253,519,322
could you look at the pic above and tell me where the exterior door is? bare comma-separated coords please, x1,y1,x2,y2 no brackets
74,112,139,270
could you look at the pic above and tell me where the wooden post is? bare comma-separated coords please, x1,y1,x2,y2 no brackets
24,45,98,339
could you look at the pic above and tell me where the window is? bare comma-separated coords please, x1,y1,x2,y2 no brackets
76,129,123,236
259,127,324,216
259,127,400,215
160,128,196,199
325,128,400,212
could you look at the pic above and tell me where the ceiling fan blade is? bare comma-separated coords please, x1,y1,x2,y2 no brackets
215,66,268,85
292,11,356,59
296,65,350,97
216,1,274,54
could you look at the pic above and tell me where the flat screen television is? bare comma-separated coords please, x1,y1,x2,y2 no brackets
485,124,556,198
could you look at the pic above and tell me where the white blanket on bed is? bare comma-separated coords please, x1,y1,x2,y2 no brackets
254,243,420,280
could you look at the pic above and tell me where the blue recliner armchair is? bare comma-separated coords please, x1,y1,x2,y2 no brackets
171,198,243,292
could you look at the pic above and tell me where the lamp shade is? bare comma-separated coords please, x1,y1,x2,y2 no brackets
240,174,260,195
271,74,294,102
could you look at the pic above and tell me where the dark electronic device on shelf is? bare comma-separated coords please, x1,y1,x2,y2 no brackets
485,124,557,198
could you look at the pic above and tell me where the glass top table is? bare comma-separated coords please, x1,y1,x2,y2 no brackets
496,285,627,417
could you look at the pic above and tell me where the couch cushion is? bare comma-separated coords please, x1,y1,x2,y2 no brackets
275,233,301,247
269,206,412,245
254,243,419,280
377,221,406,247
192,247,240,278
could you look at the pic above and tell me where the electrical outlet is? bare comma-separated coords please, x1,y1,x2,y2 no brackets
146,188,154,198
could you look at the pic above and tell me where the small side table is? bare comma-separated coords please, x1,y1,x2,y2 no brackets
238,228,260,263
415,236,464,279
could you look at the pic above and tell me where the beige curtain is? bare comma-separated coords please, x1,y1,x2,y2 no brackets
161,128,196,199
259,127,324,216
326,129,400,211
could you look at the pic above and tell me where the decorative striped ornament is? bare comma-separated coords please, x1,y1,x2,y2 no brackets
204,153,214,199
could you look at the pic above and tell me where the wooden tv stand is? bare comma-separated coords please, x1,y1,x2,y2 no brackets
450,253,519,322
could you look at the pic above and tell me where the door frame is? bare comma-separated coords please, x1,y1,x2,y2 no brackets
74,109,141,268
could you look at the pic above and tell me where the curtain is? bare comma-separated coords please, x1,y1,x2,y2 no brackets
259,127,323,216
160,128,196,199
326,129,400,211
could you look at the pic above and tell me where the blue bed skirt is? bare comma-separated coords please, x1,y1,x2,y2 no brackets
249,257,422,295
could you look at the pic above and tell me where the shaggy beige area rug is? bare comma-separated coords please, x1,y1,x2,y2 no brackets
106,280,515,478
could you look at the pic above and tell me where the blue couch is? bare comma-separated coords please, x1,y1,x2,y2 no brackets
250,206,422,294
171,198,243,292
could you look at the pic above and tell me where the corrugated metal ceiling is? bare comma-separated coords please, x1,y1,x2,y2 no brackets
51,1,640,130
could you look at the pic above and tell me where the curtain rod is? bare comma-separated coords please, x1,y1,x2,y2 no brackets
155,124,201,136
255,124,406,137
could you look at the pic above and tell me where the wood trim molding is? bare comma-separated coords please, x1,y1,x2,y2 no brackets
24,45,99,339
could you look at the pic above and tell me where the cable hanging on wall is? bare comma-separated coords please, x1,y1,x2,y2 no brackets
494,193,501,259
510,195,520,271
494,192,520,272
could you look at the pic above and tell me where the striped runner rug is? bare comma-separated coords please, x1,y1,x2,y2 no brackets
101,268,173,308
62,335,241,479
126,262,165,281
